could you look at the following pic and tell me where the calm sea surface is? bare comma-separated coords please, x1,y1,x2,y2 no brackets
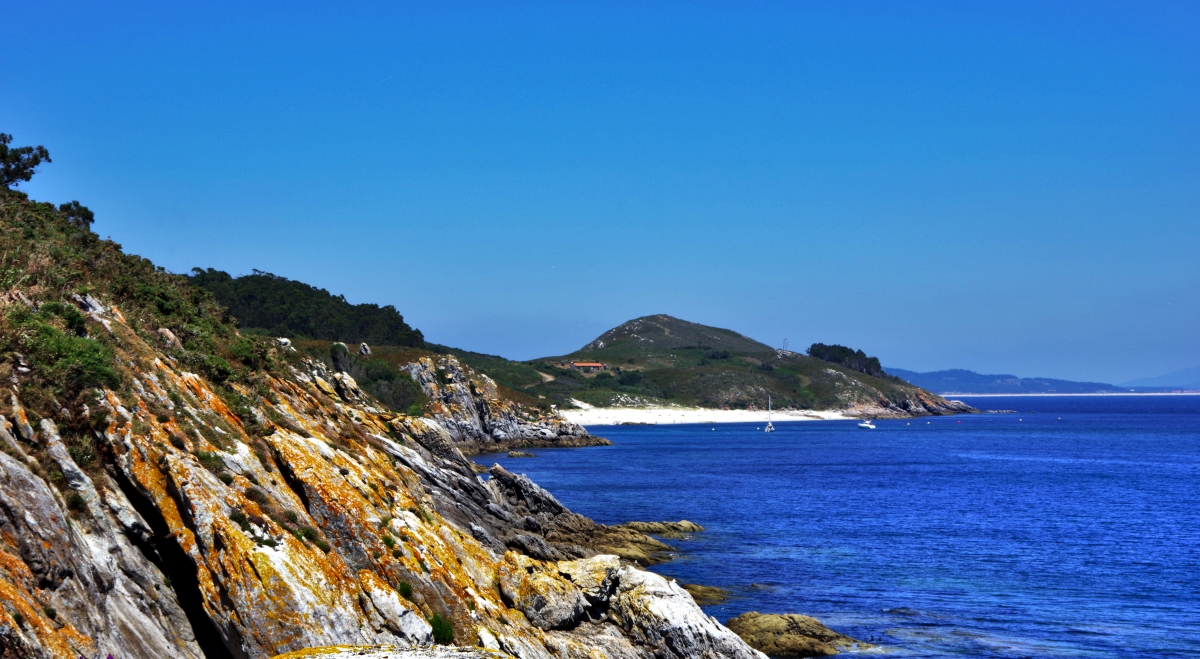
477,395,1200,658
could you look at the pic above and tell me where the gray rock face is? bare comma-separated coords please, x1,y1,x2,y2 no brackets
0,437,203,659
497,554,767,659
609,567,767,659
0,302,763,659
404,356,593,445
268,647,513,659
498,553,588,630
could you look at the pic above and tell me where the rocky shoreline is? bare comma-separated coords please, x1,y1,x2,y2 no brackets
0,295,871,659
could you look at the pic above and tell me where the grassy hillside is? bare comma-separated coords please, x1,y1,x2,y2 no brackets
0,187,314,484
525,314,945,411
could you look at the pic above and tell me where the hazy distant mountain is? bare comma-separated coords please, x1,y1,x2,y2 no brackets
885,368,1160,394
1122,365,1200,389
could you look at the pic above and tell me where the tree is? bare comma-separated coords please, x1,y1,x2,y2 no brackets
58,201,94,229
1,134,51,189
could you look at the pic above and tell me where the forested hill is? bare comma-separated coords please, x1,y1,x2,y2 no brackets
524,315,971,416
187,267,550,395
189,268,423,347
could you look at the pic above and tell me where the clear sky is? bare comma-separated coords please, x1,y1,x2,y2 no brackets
4,1,1197,383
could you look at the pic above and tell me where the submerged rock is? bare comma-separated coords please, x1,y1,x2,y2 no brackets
682,583,730,605
725,612,873,658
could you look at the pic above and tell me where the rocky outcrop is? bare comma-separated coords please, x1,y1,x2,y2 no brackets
725,612,872,658
403,357,601,449
271,647,511,659
0,429,203,659
0,291,765,659
497,553,766,659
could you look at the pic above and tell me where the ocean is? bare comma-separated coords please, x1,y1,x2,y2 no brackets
476,395,1200,658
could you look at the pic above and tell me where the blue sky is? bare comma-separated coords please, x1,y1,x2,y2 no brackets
4,1,1197,383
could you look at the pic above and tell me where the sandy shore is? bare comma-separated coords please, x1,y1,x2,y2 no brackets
559,400,850,427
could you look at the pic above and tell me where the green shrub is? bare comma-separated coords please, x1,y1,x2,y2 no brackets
194,451,224,472
66,492,87,512
428,613,454,644
204,355,234,383
43,607,56,620
396,581,414,600
25,319,120,392
244,487,267,504
314,539,331,553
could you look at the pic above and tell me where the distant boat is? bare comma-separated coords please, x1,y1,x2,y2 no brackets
765,395,775,433
857,420,876,429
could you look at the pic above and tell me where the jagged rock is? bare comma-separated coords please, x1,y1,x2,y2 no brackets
359,342,372,355
157,327,183,349
0,446,203,659
498,552,588,630
0,414,35,465
404,356,598,448
609,567,768,659
557,554,620,605
271,647,513,659
0,286,768,659
9,394,35,443
725,612,872,658
543,621,643,659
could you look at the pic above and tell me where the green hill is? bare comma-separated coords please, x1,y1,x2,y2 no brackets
188,268,424,347
525,314,970,415
577,314,772,356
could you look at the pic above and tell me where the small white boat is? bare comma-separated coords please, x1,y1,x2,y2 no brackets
857,420,876,429
765,395,775,433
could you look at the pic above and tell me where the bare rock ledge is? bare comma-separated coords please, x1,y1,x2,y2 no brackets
725,612,875,658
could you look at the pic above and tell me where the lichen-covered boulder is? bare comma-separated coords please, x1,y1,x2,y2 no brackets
725,612,872,658
498,552,588,630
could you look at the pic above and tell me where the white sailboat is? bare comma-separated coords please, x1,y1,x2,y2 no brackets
765,395,775,433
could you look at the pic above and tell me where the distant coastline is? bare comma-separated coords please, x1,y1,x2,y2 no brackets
950,392,1200,397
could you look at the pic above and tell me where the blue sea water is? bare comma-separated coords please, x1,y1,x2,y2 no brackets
477,395,1200,658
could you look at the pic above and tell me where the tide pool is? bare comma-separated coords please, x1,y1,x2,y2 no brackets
477,395,1200,658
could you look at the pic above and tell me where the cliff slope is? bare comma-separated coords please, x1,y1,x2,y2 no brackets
0,190,763,659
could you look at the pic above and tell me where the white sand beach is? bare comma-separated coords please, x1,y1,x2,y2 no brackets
559,399,851,426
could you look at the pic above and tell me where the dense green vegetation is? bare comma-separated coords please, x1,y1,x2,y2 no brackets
189,268,424,347
806,343,890,379
324,342,426,415
523,314,935,410
186,265,551,399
